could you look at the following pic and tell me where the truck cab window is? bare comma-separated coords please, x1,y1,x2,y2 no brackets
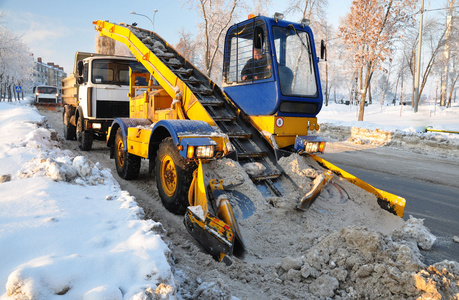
91,59,147,85
224,20,272,84
272,26,318,97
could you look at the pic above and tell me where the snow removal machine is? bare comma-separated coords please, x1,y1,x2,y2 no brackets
94,14,406,265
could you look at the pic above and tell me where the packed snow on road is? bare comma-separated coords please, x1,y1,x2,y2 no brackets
0,99,458,299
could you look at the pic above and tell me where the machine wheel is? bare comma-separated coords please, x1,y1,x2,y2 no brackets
76,116,93,151
155,137,196,215
114,128,141,180
63,107,76,140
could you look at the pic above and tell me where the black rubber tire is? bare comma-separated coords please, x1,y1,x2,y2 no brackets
63,107,76,140
114,128,141,180
155,137,196,215
76,116,93,151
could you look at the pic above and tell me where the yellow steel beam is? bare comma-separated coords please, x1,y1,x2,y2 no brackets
310,154,406,217
425,127,459,134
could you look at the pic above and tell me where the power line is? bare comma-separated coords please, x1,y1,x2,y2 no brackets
423,5,459,13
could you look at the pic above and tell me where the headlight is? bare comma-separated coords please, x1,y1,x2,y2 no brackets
304,141,326,153
187,145,215,159
196,145,215,158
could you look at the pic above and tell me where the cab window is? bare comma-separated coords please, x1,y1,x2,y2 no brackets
224,20,272,84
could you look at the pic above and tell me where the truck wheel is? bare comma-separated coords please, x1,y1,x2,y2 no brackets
63,107,76,140
114,128,141,180
155,137,196,215
76,117,93,151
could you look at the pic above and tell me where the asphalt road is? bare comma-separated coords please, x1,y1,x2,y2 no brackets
321,142,459,264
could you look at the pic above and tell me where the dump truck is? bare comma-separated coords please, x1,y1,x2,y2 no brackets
61,52,148,150
94,15,406,264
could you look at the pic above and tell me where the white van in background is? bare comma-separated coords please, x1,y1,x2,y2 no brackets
33,85,59,104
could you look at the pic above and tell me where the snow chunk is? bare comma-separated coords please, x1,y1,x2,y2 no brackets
392,215,437,250
73,156,92,177
192,279,231,299
242,162,266,176
84,285,122,300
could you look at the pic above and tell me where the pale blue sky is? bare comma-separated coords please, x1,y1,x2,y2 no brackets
0,0,442,75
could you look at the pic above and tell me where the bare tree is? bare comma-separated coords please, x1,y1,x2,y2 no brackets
440,0,455,106
338,0,417,121
244,0,273,16
401,17,446,107
0,20,33,101
181,0,242,81
175,29,198,65
285,0,327,22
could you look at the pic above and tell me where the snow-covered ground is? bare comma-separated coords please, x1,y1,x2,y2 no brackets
1,98,458,299
319,101,459,133
318,102,459,159
0,99,175,299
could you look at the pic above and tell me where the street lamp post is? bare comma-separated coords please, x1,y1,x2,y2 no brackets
413,0,424,113
130,10,158,32
152,9,158,32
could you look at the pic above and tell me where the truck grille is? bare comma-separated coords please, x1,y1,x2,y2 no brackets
37,98,57,103
96,101,129,118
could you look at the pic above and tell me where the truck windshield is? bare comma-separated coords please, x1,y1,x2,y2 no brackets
273,26,318,97
91,59,147,85
37,87,57,94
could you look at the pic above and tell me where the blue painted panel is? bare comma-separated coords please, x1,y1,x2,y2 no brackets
152,119,215,146
224,81,278,115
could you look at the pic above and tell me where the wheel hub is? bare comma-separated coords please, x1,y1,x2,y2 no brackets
161,155,177,197
116,139,125,168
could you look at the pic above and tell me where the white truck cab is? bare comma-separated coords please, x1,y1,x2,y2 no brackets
62,52,147,150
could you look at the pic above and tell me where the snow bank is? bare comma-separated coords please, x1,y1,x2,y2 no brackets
0,102,175,299
319,102,459,158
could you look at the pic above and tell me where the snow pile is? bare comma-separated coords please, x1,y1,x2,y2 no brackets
277,226,459,299
0,102,175,299
413,260,459,299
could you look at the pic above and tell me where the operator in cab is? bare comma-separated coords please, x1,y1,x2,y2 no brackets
241,47,272,81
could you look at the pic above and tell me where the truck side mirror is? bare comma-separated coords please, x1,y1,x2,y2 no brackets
77,60,84,84
320,40,327,61
77,60,84,76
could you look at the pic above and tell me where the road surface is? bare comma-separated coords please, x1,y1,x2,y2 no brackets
322,141,459,264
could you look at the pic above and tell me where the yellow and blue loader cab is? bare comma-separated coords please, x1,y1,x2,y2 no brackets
222,15,325,152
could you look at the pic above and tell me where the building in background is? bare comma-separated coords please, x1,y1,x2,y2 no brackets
33,57,67,92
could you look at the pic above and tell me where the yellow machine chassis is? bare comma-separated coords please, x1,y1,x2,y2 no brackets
250,115,320,148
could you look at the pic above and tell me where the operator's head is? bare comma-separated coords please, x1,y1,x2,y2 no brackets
254,48,262,60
